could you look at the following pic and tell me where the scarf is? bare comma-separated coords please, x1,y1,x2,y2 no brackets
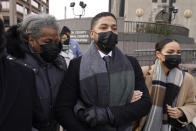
143,59,184,131
79,42,135,130
80,42,135,107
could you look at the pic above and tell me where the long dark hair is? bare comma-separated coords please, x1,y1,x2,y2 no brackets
155,38,178,52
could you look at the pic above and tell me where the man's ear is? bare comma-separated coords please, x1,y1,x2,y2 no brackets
89,30,94,39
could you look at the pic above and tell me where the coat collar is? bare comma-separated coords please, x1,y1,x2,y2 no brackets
143,65,155,78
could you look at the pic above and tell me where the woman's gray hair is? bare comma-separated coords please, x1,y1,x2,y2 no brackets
19,13,59,42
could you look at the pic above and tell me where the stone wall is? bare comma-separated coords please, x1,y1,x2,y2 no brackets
57,18,195,60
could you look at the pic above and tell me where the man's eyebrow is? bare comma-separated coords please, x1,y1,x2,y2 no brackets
100,24,108,26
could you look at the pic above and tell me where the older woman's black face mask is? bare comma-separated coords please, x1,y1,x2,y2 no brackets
163,55,181,70
96,31,118,54
40,43,60,63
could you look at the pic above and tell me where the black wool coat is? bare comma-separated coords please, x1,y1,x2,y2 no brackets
55,56,152,131
0,56,50,131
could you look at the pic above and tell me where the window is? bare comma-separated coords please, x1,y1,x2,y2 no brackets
3,16,9,26
16,3,27,15
162,0,167,3
17,17,22,24
31,0,39,8
152,0,158,3
41,5,47,13
16,4,23,13
31,11,37,15
24,8,28,15
1,1,9,9
42,0,47,3
119,0,125,17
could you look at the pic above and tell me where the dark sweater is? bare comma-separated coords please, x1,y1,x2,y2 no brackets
55,56,151,131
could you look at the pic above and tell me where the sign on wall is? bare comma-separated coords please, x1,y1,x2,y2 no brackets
70,30,90,44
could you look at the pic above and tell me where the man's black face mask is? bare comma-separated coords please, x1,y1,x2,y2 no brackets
96,31,118,54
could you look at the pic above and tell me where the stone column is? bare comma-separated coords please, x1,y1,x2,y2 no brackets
9,0,17,25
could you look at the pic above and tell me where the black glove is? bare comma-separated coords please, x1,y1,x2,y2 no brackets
77,109,86,122
74,100,87,122
84,106,114,127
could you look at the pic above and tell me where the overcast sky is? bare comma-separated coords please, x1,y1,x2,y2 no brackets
49,0,109,20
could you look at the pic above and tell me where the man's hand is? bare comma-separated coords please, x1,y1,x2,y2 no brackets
167,104,184,119
83,107,97,127
82,106,113,127
131,90,143,103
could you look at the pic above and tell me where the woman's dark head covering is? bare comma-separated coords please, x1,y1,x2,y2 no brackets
60,26,70,35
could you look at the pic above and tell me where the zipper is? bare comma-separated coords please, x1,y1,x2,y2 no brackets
45,65,53,123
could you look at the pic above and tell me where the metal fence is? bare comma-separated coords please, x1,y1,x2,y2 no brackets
124,21,189,36
135,49,196,66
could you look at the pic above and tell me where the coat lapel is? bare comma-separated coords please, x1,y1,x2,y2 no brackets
142,65,154,96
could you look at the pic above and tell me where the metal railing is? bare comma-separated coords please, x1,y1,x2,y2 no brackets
124,21,189,36
135,49,196,66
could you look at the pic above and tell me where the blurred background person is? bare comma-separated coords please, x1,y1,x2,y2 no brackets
6,14,67,131
59,26,82,65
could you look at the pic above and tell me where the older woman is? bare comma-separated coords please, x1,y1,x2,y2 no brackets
6,14,67,131
135,38,196,131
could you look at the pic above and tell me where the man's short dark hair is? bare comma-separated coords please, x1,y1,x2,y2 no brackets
91,12,117,29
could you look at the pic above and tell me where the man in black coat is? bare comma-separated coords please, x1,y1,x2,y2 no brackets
0,16,49,131
55,12,151,131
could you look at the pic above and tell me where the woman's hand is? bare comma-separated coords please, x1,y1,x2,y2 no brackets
167,104,184,119
131,90,143,103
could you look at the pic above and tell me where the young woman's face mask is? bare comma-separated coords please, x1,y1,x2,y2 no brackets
163,55,181,69
156,41,181,70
